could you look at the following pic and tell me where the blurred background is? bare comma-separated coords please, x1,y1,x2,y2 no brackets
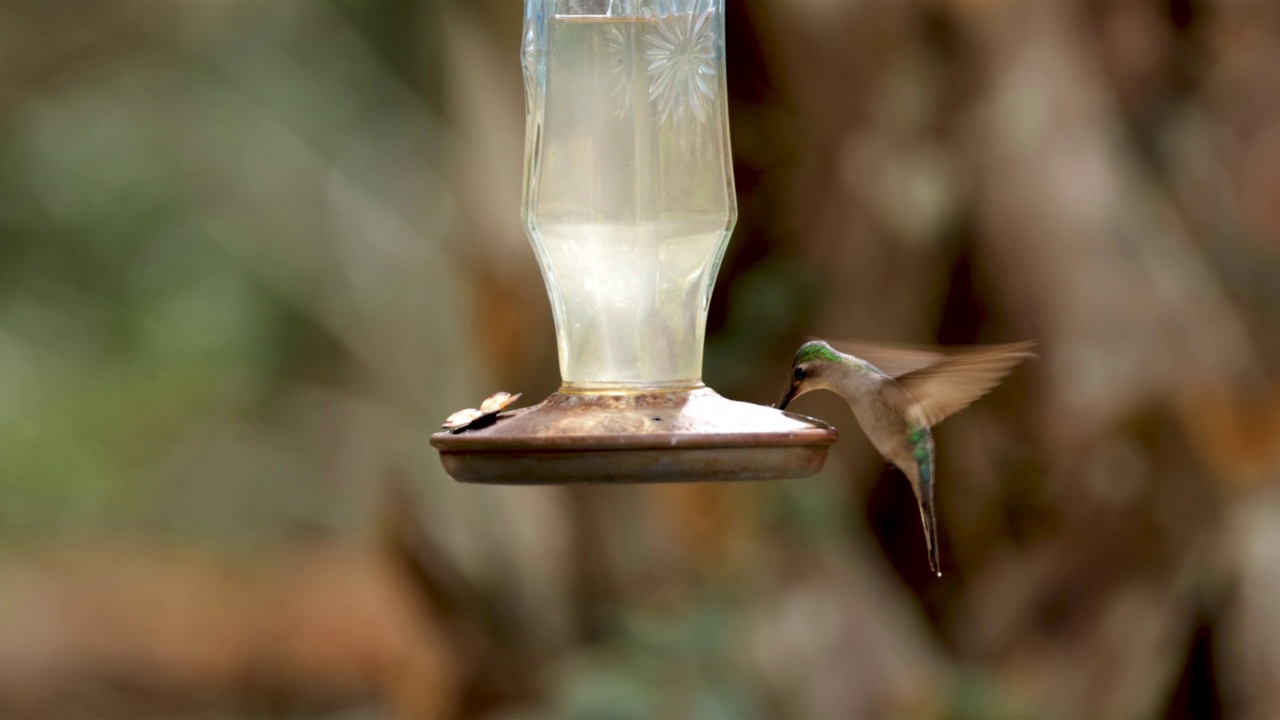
2,0,1279,717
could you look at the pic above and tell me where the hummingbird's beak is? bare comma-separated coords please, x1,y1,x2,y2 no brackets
776,380,799,410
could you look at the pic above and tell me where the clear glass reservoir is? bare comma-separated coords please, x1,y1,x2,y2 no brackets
521,0,737,391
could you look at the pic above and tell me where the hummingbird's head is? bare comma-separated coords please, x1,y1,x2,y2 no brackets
776,340,844,410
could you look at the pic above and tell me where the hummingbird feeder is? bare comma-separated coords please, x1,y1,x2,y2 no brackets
431,0,836,484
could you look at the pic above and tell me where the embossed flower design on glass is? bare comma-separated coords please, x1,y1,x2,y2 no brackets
521,0,736,391
603,23,635,114
644,8,716,124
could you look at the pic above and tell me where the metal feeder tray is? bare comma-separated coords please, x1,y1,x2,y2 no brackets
431,386,837,485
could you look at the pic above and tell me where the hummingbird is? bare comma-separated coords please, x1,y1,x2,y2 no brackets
776,339,1035,576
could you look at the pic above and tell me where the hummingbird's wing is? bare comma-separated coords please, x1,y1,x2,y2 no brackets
819,339,948,377
894,341,1037,427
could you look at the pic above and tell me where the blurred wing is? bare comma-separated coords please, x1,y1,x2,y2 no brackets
819,339,948,377
896,341,1037,427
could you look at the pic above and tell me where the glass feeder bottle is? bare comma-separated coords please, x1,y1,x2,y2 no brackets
521,0,736,391
430,0,835,486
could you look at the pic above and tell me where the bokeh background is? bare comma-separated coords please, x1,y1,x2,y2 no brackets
2,0,1279,717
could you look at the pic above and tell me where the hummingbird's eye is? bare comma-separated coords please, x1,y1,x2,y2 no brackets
793,366,807,381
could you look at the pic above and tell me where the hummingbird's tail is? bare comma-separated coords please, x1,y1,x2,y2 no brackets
920,488,940,577
909,429,941,577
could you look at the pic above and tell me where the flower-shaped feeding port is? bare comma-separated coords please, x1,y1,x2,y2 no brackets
430,0,835,484
442,392,523,434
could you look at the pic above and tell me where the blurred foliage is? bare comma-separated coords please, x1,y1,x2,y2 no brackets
2,0,1280,718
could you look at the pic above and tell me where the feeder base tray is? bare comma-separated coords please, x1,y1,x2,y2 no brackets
430,386,837,484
